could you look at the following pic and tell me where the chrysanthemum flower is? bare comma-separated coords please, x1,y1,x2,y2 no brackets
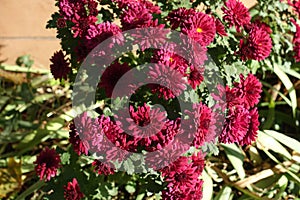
215,18,228,36
219,105,250,143
72,15,97,38
240,108,260,145
182,12,216,46
187,65,204,89
237,73,262,109
291,19,300,62
64,178,84,200
99,61,131,98
222,0,251,32
34,147,61,181
239,24,272,61
92,160,115,175
114,0,161,14
69,112,98,155
148,64,187,100
185,103,216,148
50,50,71,80
120,1,153,30
132,19,169,51
167,8,196,30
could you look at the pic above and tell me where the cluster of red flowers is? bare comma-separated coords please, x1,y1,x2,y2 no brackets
212,74,262,145
43,0,270,199
290,8,300,62
160,152,205,199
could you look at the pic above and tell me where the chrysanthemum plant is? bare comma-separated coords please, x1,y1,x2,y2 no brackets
40,0,300,199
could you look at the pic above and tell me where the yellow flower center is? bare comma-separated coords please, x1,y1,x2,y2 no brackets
169,57,174,62
197,28,203,33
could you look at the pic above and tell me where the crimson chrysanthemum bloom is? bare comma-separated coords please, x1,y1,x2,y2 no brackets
114,0,161,14
148,64,187,100
182,12,216,46
69,112,99,155
50,50,71,80
120,1,153,30
240,108,260,145
161,156,203,199
219,105,250,144
132,19,169,51
239,24,272,61
187,65,204,89
72,15,97,38
63,178,84,200
92,160,115,175
215,18,228,36
34,147,61,181
291,19,300,62
167,8,196,30
185,103,216,148
237,73,262,109
99,61,131,98
117,104,167,138
222,0,251,32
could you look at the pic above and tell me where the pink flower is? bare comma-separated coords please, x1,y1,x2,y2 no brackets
34,147,61,181
222,0,251,32
240,108,260,145
148,64,187,100
92,160,115,175
50,50,71,80
182,12,216,46
239,24,272,61
167,8,196,30
64,178,84,200
219,105,250,143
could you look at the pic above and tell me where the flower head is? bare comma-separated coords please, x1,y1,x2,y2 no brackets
182,12,216,46
222,0,251,32
148,64,187,100
50,50,71,80
92,160,115,175
167,8,196,30
215,18,228,36
34,147,61,181
64,178,84,200
239,24,272,61
240,108,260,145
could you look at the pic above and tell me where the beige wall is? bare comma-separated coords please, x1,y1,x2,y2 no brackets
0,0,256,69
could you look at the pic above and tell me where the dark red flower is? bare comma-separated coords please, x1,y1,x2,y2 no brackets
219,105,250,143
182,12,216,46
99,61,131,98
114,0,161,14
148,64,187,100
120,1,153,30
239,24,272,61
240,108,260,145
215,18,228,36
50,50,71,80
222,0,251,32
185,103,216,148
57,18,67,28
132,19,169,51
72,15,97,38
64,178,84,200
69,112,98,155
34,147,61,181
187,65,204,89
167,8,196,30
291,19,300,62
92,160,115,175
237,73,262,108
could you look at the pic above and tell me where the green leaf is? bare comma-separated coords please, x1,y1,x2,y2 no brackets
257,131,292,159
202,168,213,200
264,130,300,154
15,181,45,200
214,186,233,200
221,144,246,179
273,64,297,117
